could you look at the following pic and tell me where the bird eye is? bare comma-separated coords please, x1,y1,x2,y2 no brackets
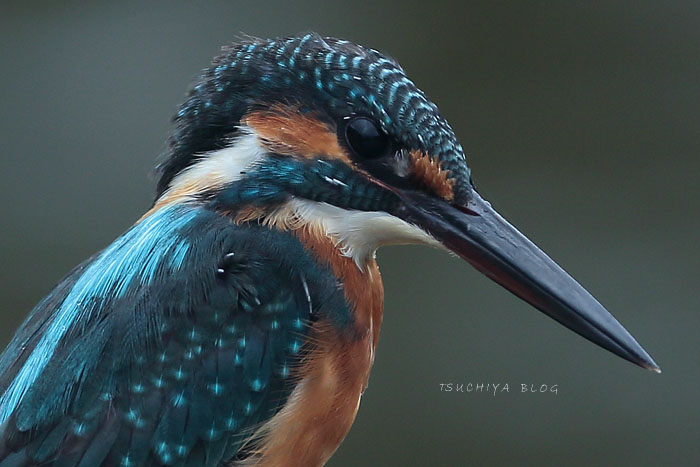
344,117,389,159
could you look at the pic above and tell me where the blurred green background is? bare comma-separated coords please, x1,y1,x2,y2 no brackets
1,1,698,465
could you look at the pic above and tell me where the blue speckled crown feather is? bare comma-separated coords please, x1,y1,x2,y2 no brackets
157,33,471,203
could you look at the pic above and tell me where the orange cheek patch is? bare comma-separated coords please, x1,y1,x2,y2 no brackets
243,105,351,163
410,149,456,201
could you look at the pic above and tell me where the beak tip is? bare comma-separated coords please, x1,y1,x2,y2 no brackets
643,360,662,374
633,349,661,373
623,340,661,374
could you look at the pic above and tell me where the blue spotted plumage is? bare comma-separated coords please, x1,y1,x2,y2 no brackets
0,205,348,465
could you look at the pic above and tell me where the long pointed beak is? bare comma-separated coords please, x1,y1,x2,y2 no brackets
395,189,660,373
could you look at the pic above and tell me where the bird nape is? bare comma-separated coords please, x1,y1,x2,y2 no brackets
0,33,659,466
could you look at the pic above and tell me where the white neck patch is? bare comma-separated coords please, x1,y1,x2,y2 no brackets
157,127,265,204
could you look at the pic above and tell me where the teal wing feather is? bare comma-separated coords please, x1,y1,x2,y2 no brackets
0,205,345,466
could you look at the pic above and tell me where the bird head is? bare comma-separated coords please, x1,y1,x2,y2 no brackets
154,33,659,372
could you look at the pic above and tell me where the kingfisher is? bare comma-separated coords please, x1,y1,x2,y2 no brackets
0,34,659,466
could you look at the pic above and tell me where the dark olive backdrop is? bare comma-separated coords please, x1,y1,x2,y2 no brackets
1,1,698,465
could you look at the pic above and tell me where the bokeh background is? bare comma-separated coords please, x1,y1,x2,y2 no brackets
1,1,698,465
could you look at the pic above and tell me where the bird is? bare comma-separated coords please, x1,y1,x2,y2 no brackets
0,33,659,466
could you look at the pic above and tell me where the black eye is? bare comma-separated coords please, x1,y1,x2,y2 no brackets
344,117,389,159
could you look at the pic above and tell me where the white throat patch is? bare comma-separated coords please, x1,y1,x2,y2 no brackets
276,199,442,268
